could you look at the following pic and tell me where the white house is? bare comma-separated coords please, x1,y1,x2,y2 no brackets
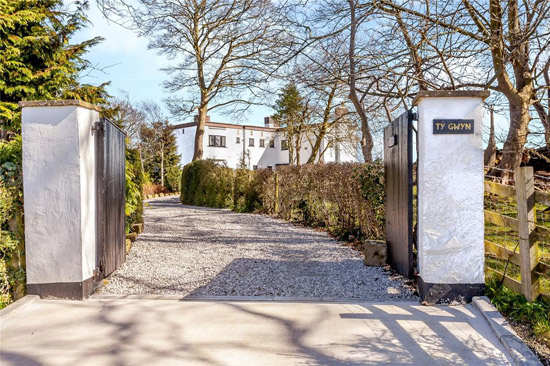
172,116,358,169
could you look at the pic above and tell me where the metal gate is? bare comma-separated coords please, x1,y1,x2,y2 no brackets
95,117,126,281
383,110,414,278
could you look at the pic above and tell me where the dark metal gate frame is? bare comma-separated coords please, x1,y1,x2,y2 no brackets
383,110,416,279
94,117,126,284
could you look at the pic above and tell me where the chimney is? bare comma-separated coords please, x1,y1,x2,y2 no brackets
264,116,277,128
194,114,211,123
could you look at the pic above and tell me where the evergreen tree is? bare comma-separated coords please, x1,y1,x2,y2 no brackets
0,0,108,135
0,0,108,306
141,121,181,191
273,83,308,165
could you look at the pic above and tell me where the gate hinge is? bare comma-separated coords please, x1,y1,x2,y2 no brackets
91,120,104,135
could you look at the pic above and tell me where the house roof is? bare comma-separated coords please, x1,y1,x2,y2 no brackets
170,121,279,132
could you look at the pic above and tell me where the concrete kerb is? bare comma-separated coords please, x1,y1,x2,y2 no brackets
472,296,542,366
0,295,40,331
91,293,418,304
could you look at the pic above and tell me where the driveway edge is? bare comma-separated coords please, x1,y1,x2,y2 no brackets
472,296,542,366
0,295,40,332
0,295,40,319
91,293,418,303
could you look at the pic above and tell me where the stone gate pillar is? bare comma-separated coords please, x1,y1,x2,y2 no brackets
20,100,100,299
413,90,490,303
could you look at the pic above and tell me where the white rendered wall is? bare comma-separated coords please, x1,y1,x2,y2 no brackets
22,105,99,284
174,125,359,169
77,107,98,280
204,126,243,167
417,97,484,284
257,131,286,168
174,126,196,166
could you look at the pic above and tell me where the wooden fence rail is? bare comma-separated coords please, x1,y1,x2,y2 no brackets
484,166,550,302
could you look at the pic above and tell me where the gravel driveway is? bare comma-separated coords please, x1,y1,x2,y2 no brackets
100,196,416,299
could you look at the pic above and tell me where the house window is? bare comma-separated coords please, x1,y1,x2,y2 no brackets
249,138,254,147
181,129,184,134
209,135,226,147
236,137,240,144
259,139,265,147
212,159,227,166
267,166,273,170
281,140,289,150
269,140,275,148
253,165,258,170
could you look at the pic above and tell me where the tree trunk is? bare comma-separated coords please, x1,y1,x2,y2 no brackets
497,95,531,170
192,105,207,161
308,86,337,164
347,0,373,163
484,108,497,167
295,129,302,165
359,120,374,162
533,102,550,149
160,141,165,187
308,128,327,164
287,132,294,165
533,59,550,148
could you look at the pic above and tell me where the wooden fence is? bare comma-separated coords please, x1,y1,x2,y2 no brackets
484,166,550,302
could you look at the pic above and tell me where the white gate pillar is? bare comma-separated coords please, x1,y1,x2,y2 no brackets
413,90,490,303
20,100,100,299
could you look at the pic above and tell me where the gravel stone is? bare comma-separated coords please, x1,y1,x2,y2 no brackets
100,197,417,299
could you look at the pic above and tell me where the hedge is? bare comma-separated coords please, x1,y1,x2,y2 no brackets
0,136,25,308
125,147,144,232
180,160,385,241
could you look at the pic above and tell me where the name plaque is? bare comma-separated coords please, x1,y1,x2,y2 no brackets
433,119,474,134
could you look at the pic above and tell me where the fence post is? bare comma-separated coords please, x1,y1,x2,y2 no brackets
274,172,279,213
515,166,540,301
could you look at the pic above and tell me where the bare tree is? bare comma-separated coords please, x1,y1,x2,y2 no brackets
377,0,550,170
288,0,418,162
99,0,287,161
533,59,550,148
103,92,145,148
288,38,358,163
484,106,497,166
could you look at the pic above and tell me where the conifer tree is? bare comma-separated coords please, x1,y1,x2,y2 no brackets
0,0,108,136
273,83,309,165
141,121,181,191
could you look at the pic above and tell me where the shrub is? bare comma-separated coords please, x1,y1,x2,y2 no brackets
164,165,182,193
125,147,144,231
143,183,169,196
233,168,270,213
181,160,234,208
179,161,385,242
260,163,385,241
0,136,25,308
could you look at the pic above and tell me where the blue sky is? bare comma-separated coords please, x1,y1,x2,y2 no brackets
75,1,524,151
75,1,273,127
